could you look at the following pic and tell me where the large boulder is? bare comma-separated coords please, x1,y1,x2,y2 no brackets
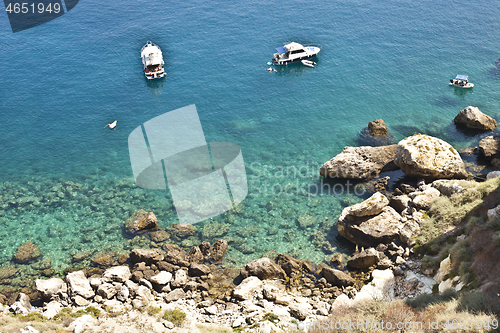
338,206,404,247
166,223,197,241
368,119,389,135
479,136,500,160
233,276,263,300
125,210,160,235
210,239,228,261
240,257,286,280
320,145,398,179
276,254,313,276
454,106,497,131
344,192,389,217
102,266,132,283
130,248,164,265
66,271,94,299
162,244,189,267
35,278,67,299
347,248,380,269
12,242,42,264
410,186,441,210
394,134,467,179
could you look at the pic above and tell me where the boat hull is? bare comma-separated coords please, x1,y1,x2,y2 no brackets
272,53,317,66
449,83,473,89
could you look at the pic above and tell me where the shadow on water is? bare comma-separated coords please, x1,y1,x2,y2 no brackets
146,77,165,95
432,95,463,108
486,58,500,80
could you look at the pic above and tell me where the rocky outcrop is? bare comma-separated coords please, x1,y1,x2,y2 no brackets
130,248,164,265
320,145,398,179
454,106,497,131
102,266,132,283
124,210,160,235
479,136,500,160
320,267,355,287
347,248,380,269
240,257,286,280
35,278,67,300
394,134,468,179
12,242,42,264
232,276,264,300
338,205,404,248
368,119,389,135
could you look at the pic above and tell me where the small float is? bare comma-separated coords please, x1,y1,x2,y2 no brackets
301,60,316,68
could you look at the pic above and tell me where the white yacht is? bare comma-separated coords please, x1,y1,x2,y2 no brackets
141,41,166,79
272,42,320,65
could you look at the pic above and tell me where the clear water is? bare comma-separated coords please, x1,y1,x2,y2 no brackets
1,0,500,272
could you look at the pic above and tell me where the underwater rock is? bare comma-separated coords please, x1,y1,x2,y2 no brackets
12,242,42,264
240,257,286,280
149,230,170,243
338,206,404,248
31,257,51,270
479,136,500,160
201,222,229,240
130,249,164,265
0,265,18,280
347,248,380,269
368,119,389,136
210,239,228,261
199,241,211,255
167,223,198,241
124,210,160,235
394,134,468,179
188,246,204,264
91,251,117,267
236,225,260,238
71,249,96,263
321,145,398,179
454,106,497,131
296,214,317,229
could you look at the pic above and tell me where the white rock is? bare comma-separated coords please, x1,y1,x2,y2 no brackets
232,317,246,328
233,276,263,300
116,284,130,302
353,269,394,304
66,271,95,299
42,300,62,319
347,192,389,217
170,269,188,288
411,187,441,210
10,302,29,315
257,321,281,333
487,171,500,180
70,314,97,333
35,278,67,299
20,326,39,333
150,271,172,285
103,266,132,283
73,295,90,307
289,302,312,320
135,285,153,307
434,255,452,284
97,283,118,299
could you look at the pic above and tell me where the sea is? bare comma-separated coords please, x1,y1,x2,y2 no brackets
1,0,500,275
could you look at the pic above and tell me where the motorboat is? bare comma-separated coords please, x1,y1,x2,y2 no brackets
272,42,320,65
449,75,473,88
141,41,166,80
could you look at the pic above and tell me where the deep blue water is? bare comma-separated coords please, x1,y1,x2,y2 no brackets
1,0,500,270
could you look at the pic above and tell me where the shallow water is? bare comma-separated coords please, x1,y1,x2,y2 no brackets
1,0,500,272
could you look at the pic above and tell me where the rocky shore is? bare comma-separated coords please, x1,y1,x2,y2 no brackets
2,106,500,332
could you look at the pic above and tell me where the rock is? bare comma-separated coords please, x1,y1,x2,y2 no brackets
346,192,389,217
289,302,312,320
320,267,355,287
167,223,197,240
297,213,317,229
210,239,228,261
116,285,129,302
240,257,286,280
164,288,186,302
394,134,467,179
0,265,18,280
91,251,116,267
488,204,500,220
431,179,469,196
71,249,95,263
150,271,172,285
162,244,189,266
368,119,389,136
353,269,394,304
338,205,404,247
199,241,211,255
389,195,411,213
35,278,67,299
454,106,497,131
125,210,160,235
103,299,127,314
487,171,500,179
134,285,153,307
434,255,452,284
70,314,97,333
66,270,95,299
16,293,31,311
12,242,42,264
201,222,229,240
347,248,380,269
20,326,38,333
10,302,29,315
103,266,132,283
43,300,62,319
97,283,117,299
373,176,390,192
320,145,398,179
171,269,188,288
276,254,312,276
480,136,500,160
149,230,170,243
74,295,90,306
410,186,441,210
188,263,210,277
233,276,263,300
188,246,204,263
130,248,164,265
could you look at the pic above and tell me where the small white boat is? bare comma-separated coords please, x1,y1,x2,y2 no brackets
272,42,320,65
141,41,166,80
301,60,316,67
449,75,473,88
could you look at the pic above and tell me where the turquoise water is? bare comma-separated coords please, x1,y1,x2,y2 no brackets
1,0,500,273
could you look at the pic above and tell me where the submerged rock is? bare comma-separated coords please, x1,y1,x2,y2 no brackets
167,223,197,240
320,145,398,179
454,106,497,131
12,242,42,264
479,136,500,160
210,239,228,261
124,210,160,235
394,134,468,179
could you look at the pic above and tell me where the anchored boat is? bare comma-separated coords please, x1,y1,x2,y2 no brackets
272,42,320,65
449,75,473,88
141,41,166,80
